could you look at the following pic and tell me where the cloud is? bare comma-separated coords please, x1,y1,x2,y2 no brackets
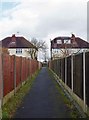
0,0,88,42
36,0,87,38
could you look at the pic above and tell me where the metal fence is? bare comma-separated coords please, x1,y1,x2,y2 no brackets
49,51,89,113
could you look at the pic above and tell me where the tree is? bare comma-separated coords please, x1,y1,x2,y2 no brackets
31,38,48,50
31,38,48,61
26,48,37,60
0,47,9,54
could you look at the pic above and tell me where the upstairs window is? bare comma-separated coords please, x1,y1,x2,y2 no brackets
16,49,22,54
64,39,71,44
57,40,62,44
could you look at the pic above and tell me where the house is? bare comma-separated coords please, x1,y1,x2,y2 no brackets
0,34,38,59
51,34,89,59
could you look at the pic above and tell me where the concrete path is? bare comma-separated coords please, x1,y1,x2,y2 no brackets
14,67,71,118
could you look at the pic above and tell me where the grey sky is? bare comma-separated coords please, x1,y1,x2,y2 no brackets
0,0,88,60
0,0,88,40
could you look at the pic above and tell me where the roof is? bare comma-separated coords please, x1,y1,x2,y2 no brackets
51,36,89,49
0,35,38,50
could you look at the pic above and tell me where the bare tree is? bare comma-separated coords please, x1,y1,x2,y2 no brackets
31,38,48,61
26,49,37,59
31,38,48,51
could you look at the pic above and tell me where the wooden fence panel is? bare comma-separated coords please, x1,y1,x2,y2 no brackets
67,56,71,88
73,53,83,100
3,54,14,96
85,52,89,107
16,57,21,87
61,58,65,82
1,53,40,98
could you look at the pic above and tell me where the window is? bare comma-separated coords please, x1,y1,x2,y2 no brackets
16,49,22,54
64,39,71,44
57,40,62,44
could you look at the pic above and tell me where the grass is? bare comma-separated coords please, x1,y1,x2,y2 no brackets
48,68,82,118
2,69,41,119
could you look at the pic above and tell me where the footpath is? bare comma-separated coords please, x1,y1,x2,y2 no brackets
14,67,76,118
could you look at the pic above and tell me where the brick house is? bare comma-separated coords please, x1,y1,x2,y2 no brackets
0,34,38,59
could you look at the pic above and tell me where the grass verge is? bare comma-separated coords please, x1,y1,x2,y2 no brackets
2,69,41,119
47,68,83,118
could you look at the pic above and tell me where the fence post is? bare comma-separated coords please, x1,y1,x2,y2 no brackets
71,55,74,91
61,59,62,79
29,59,30,76
30,59,32,78
83,50,86,112
20,57,22,86
14,55,16,95
28,58,29,78
65,57,67,85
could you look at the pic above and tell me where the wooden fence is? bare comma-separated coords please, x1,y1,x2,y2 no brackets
49,51,89,115
0,53,42,105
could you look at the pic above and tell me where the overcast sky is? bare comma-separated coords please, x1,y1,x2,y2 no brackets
0,0,88,60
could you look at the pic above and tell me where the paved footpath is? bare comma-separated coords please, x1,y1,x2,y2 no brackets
14,67,72,118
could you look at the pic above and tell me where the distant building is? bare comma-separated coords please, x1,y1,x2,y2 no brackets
0,34,38,59
51,34,89,59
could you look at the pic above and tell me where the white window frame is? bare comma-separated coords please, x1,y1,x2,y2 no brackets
57,40,62,44
64,39,71,44
16,48,22,54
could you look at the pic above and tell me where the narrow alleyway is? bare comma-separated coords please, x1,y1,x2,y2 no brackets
14,67,72,118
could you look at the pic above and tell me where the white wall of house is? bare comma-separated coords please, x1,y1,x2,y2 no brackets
8,48,38,59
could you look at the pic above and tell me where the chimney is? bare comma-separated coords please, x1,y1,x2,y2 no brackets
71,33,76,43
71,33,75,38
71,33,78,47
11,34,16,42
